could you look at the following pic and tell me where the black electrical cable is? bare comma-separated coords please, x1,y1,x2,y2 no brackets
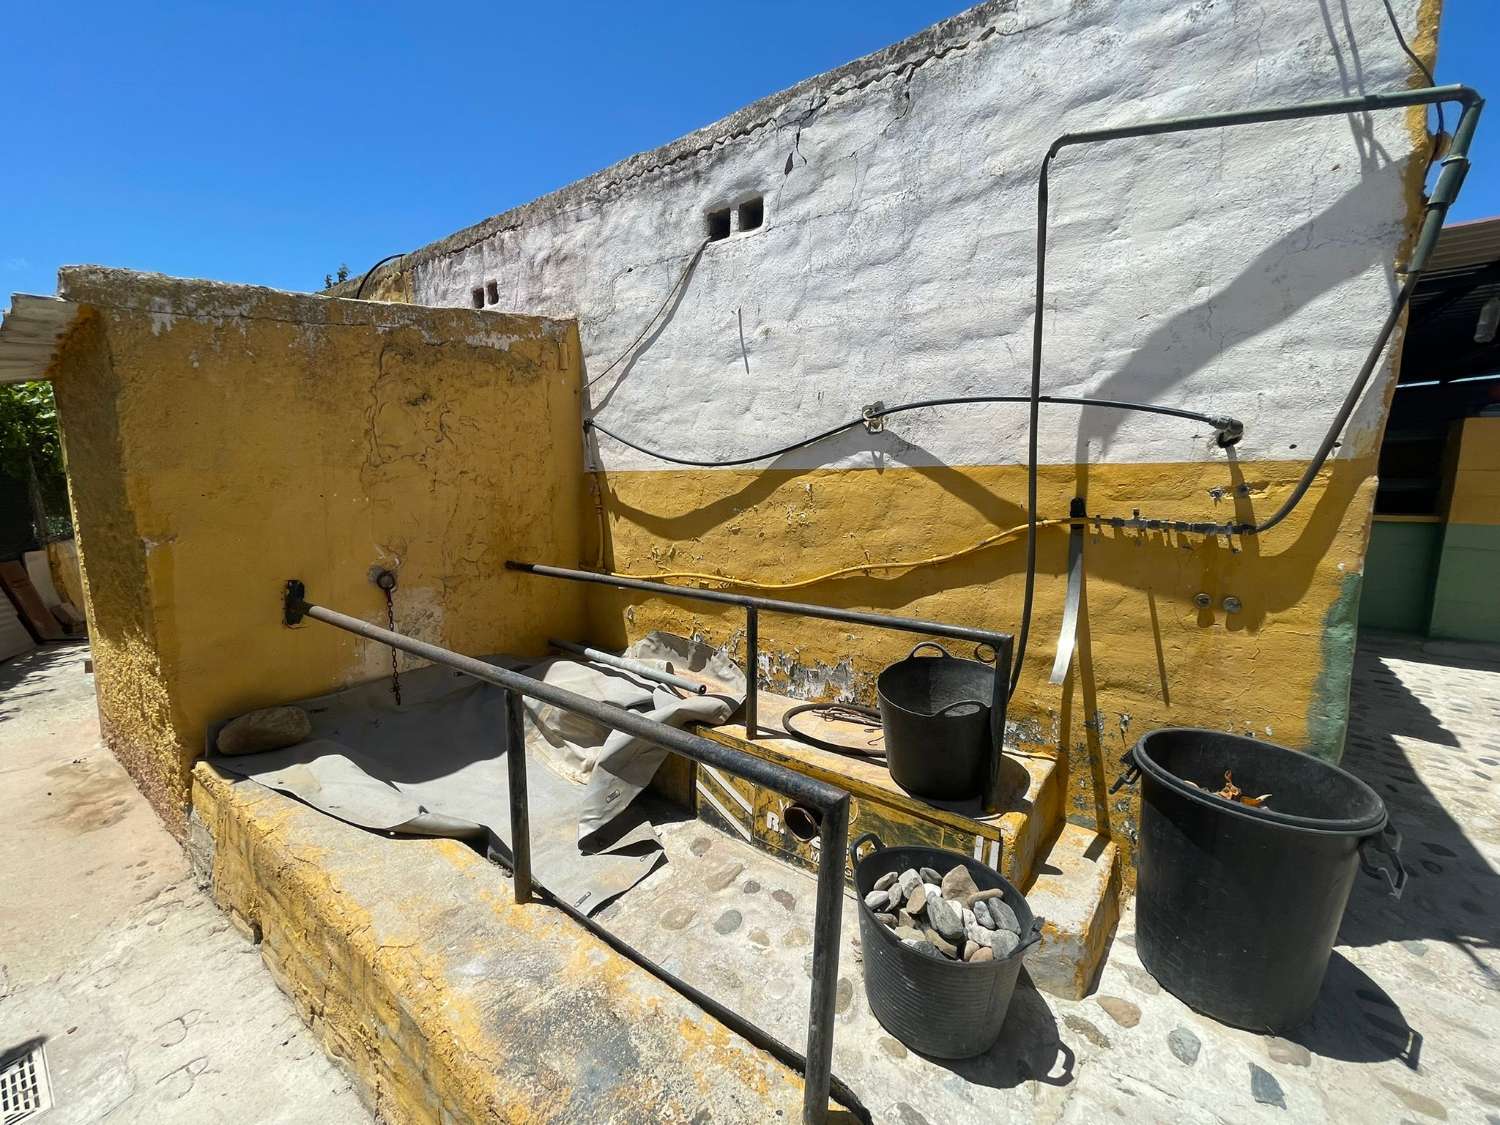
780,702,887,761
586,239,712,388
353,252,406,300
585,394,1240,468
1380,0,1445,176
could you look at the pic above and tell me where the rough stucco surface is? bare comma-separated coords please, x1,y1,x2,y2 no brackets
50,269,589,830
337,0,1439,852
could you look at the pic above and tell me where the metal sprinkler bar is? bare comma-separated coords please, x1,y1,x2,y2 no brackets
505,560,1016,814
281,580,853,1125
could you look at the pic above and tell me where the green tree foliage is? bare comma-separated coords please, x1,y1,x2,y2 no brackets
0,380,69,540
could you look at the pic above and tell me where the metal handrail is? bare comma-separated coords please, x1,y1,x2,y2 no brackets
505,560,1017,813
281,580,851,1125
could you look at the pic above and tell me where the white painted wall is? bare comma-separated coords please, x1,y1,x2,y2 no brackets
410,0,1432,476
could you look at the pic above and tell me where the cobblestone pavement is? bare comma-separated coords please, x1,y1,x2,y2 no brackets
0,647,371,1124
1036,631,1500,1124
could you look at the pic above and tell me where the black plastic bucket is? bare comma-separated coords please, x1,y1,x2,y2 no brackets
850,832,1042,1058
1121,728,1406,1031
877,642,994,801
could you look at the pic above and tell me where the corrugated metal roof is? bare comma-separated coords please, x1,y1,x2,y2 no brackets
0,294,81,385
1424,216,1500,274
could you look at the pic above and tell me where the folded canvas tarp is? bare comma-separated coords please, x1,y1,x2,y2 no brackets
210,634,744,913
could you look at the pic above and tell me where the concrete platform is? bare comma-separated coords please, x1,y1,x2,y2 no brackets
188,764,816,1124
1023,824,1120,1001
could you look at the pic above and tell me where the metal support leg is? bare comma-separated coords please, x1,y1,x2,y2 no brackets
745,606,758,740
504,689,533,904
802,794,849,1125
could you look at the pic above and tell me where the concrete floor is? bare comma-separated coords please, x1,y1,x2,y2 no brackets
2,632,1497,1124
0,646,370,1124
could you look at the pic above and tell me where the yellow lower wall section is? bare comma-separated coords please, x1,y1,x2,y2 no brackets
51,269,589,832
586,457,1376,853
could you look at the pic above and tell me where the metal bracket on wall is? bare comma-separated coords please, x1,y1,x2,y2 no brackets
1049,499,1086,686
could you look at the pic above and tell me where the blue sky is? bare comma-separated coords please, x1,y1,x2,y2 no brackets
1,1,1494,300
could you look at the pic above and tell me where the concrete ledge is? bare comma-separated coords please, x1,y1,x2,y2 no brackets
189,762,810,1124
1023,824,1121,1001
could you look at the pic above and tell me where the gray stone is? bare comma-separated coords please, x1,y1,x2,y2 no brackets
713,909,743,935
898,868,922,900
926,895,965,942
919,866,942,884
1168,1027,1201,1066
941,864,980,902
986,898,1021,934
873,871,899,892
903,938,945,959
216,706,312,755
864,889,891,911
898,909,917,929
659,905,695,931
1249,1063,1286,1109
835,977,854,1014
894,925,923,943
742,879,760,894
874,912,897,927
771,889,797,911
920,925,959,959
973,898,995,929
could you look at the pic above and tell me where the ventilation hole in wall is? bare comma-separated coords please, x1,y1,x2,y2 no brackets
470,287,485,309
706,208,732,242
485,280,499,305
737,196,764,233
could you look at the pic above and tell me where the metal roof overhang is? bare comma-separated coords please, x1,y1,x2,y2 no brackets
0,294,81,384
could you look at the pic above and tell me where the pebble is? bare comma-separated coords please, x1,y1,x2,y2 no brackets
1249,1063,1286,1109
919,866,942,883
969,945,994,963
689,836,713,857
1062,1014,1111,1050
1267,1037,1310,1067
903,938,945,959
707,862,746,891
986,899,1021,935
835,977,854,1014
864,889,891,911
1381,1081,1448,1120
771,889,797,911
714,909,743,935
782,926,810,948
742,879,760,894
926,895,965,942
874,912,897,927
941,864,980,902
748,928,770,947
966,887,1007,906
906,884,928,915
973,899,995,929
1167,1027,1200,1066
874,871,899,892
894,925,923,943
217,706,312,755
899,868,922,899
878,1036,908,1059
1097,996,1141,1028
659,906,695,931
898,910,917,930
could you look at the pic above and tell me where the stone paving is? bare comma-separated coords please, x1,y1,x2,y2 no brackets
602,630,1500,1123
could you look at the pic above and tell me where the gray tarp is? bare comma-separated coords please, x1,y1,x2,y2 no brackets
209,634,743,914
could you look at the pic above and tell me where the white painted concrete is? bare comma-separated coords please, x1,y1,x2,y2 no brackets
408,0,1433,473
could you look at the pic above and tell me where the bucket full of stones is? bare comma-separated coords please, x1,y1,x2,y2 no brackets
850,832,1042,1058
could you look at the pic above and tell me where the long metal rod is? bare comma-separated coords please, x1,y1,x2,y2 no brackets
547,637,708,695
282,582,848,1123
503,689,533,903
508,559,1016,813
509,560,1012,650
1012,83,1484,697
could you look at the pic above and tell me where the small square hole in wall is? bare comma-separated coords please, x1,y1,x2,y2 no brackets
706,207,732,242
737,196,764,233
470,287,485,309
485,280,499,305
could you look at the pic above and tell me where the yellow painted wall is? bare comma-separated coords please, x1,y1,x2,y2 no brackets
583,457,1376,847
1444,416,1500,527
50,268,588,833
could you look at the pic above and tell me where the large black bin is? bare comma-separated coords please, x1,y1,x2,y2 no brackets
1123,728,1406,1031
850,832,1042,1058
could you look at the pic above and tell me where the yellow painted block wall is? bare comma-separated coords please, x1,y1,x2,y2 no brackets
1446,416,1500,527
51,269,588,833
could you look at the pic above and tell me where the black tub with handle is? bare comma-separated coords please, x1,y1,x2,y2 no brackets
1118,728,1406,1031
877,641,995,801
850,832,1043,1058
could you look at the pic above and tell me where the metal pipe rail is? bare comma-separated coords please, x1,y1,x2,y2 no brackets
505,560,1016,814
281,580,851,1125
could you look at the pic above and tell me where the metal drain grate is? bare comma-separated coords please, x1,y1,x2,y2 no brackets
0,1040,52,1124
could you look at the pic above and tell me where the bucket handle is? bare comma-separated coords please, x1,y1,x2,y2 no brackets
849,832,884,867
1016,915,1046,957
1358,823,1407,900
1109,745,1141,793
906,641,952,660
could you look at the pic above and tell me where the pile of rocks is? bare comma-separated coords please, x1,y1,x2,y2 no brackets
862,862,1022,963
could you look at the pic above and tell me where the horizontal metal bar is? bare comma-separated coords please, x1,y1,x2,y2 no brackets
547,637,708,695
288,592,846,811
507,561,1013,651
